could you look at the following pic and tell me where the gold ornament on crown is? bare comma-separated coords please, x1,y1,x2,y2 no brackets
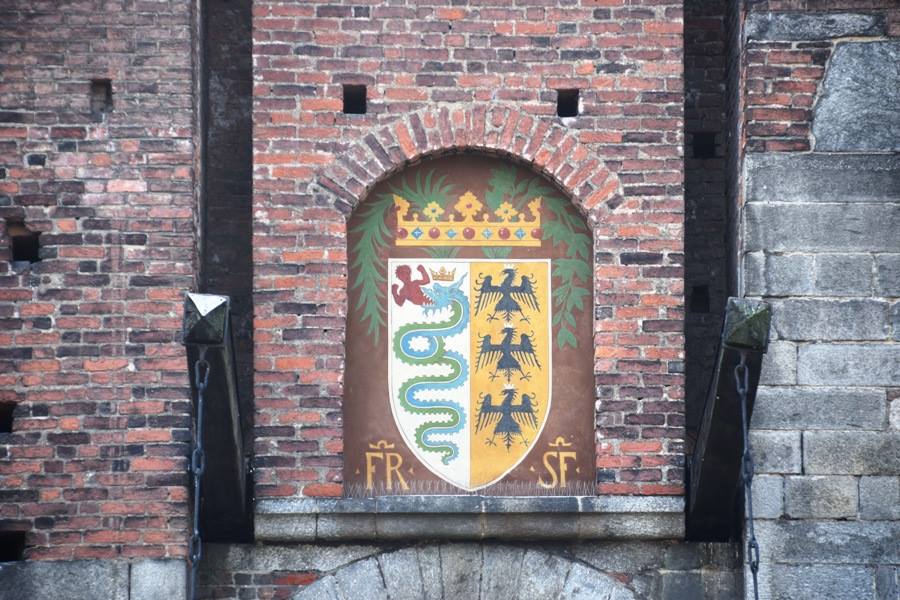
393,191,543,247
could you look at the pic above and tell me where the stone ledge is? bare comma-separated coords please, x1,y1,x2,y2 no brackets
255,496,684,542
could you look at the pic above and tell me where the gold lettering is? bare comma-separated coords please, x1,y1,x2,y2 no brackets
537,436,577,489
365,440,410,491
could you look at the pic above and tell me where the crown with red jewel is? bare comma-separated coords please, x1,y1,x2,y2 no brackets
393,191,542,247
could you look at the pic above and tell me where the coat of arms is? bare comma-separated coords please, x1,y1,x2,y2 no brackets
344,157,594,495
388,258,551,490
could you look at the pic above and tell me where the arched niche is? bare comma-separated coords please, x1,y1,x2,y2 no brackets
344,153,594,495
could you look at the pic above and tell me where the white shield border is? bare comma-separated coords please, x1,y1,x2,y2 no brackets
387,258,553,492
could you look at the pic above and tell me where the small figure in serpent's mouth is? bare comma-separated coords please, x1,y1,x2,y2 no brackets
391,264,431,307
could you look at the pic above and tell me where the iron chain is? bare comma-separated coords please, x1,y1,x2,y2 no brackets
735,351,760,600
189,354,209,600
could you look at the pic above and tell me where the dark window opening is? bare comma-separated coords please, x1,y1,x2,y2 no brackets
90,79,113,122
0,402,13,433
6,221,41,264
342,85,367,115
556,89,579,117
26,154,46,167
690,285,710,313
691,131,717,159
0,531,26,561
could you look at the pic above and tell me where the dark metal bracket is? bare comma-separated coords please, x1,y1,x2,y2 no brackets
182,293,250,541
687,297,771,540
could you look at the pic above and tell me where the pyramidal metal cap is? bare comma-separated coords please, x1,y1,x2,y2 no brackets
183,293,229,346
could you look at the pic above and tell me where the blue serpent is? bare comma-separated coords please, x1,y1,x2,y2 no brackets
393,276,469,465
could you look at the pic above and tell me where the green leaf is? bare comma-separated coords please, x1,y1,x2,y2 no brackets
485,166,518,210
426,247,459,259
556,327,577,349
482,246,512,259
390,169,456,210
348,193,395,344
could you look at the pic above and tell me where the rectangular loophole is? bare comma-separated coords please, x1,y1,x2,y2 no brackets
90,79,113,122
556,89,579,117
0,531,26,561
0,402,12,433
342,84,366,115
690,285,710,313
6,221,40,264
691,132,717,159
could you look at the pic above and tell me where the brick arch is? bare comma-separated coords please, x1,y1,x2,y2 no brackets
317,106,623,222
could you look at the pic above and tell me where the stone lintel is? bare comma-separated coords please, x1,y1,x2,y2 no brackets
254,495,684,542
745,12,886,42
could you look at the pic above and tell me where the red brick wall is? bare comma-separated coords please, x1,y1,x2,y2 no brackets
252,1,686,499
0,1,194,559
743,1,900,152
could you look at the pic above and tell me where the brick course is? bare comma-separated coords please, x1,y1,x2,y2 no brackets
0,1,194,559
252,0,685,499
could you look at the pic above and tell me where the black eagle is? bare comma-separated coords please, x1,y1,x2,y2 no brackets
476,324,541,382
474,267,540,323
476,387,539,449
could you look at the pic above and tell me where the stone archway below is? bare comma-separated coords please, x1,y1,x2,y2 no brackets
292,544,639,600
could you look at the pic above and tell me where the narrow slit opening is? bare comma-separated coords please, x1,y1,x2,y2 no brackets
342,84,367,115
556,89,579,117
6,221,41,264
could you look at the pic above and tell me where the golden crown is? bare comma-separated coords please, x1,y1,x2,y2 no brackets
394,191,542,247
430,266,456,282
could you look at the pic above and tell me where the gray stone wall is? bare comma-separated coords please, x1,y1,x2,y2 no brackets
0,559,186,600
741,13,900,600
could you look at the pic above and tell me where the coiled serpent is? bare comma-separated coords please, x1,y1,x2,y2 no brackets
393,278,469,465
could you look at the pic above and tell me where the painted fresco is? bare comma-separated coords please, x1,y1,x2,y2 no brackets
344,155,594,495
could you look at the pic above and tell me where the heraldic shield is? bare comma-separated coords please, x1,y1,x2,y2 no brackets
388,259,551,491
344,154,595,496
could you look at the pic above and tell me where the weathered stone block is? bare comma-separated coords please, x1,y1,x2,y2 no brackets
876,566,898,600
293,575,338,600
660,571,703,600
745,12,886,41
131,560,187,600
750,430,802,474
875,255,900,296
560,563,635,600
813,41,900,152
378,548,425,600
891,302,900,342
751,474,784,519
335,558,387,600
440,544,482,599
701,570,743,600
254,513,316,542
759,341,797,386
798,344,900,386
773,521,900,564
815,254,873,296
517,550,570,600
805,431,900,475
744,203,900,253
416,546,442,600
859,476,900,520
0,561,129,600
752,386,886,430
784,476,858,519
745,153,900,204
771,299,889,341
480,546,525,600
771,565,874,600
663,544,702,570
745,253,815,296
